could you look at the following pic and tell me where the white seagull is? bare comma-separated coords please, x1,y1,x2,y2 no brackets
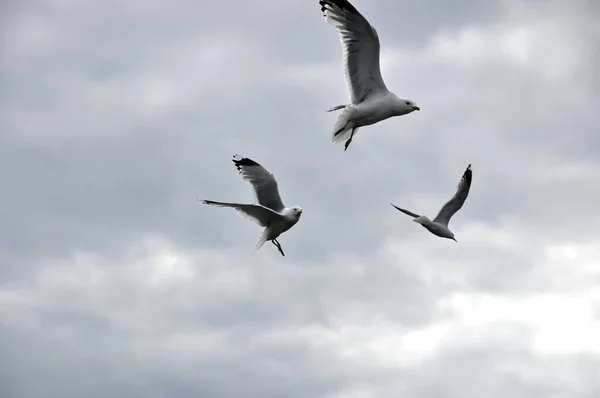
319,0,420,151
200,155,303,256
391,165,472,242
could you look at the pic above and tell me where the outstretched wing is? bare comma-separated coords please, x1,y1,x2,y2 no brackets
200,200,284,228
320,0,389,104
390,203,420,218
433,165,473,227
232,154,285,212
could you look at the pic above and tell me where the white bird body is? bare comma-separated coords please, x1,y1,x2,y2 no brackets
201,155,302,256
262,207,302,243
320,0,420,150
338,92,414,125
412,216,455,240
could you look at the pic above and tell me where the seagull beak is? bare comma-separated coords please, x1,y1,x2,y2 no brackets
412,106,420,111
298,209,303,214
452,237,457,242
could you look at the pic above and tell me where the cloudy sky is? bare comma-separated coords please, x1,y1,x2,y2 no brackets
1,0,599,397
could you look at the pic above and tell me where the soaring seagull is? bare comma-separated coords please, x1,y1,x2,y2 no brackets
200,155,303,256
319,0,420,151
391,165,472,242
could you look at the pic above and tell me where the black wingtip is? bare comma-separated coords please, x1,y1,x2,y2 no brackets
319,0,327,12
319,0,360,15
232,155,260,172
464,164,473,186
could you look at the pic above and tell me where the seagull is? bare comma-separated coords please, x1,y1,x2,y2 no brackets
200,155,303,256
319,0,420,151
391,165,472,242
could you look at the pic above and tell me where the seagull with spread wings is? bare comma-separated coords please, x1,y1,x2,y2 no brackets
200,155,303,256
319,0,420,151
391,165,472,242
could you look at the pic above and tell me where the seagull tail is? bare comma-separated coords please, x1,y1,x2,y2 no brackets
255,228,270,251
330,106,357,145
413,216,431,225
326,104,348,112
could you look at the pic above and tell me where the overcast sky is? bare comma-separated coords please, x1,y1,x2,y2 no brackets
1,0,599,397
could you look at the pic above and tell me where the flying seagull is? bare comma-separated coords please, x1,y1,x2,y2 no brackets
200,155,302,256
391,165,472,241
319,0,420,151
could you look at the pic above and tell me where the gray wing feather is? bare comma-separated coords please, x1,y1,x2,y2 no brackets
201,200,284,227
232,155,285,212
390,203,420,218
433,165,473,227
320,0,388,103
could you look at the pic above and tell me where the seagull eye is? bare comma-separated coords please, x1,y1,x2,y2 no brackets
405,101,410,105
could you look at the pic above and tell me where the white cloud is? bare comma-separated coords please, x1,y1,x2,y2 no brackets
440,292,600,354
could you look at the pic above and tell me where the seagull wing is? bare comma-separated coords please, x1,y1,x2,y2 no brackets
232,154,285,212
390,203,420,218
320,0,389,104
432,165,473,227
200,200,284,228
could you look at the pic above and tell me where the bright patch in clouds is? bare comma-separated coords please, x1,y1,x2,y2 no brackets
440,292,600,354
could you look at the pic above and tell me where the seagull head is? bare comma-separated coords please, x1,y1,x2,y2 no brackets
400,98,421,115
405,100,421,111
291,207,303,218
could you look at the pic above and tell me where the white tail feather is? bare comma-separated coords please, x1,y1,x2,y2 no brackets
413,216,431,225
330,106,357,145
255,229,269,250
